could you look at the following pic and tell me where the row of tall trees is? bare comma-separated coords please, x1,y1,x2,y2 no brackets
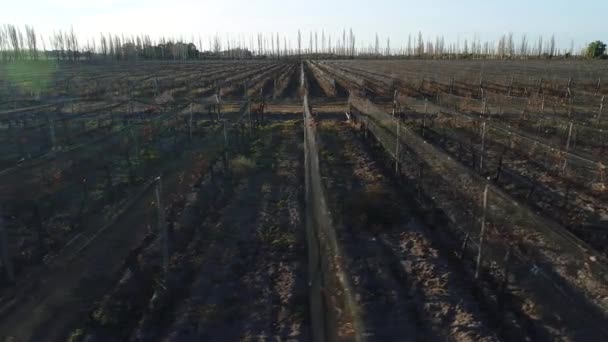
0,24,84,61
365,32,564,59
0,24,600,62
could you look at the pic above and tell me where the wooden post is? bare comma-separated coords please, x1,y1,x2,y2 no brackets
480,122,487,173
459,232,471,260
392,89,398,119
475,183,489,280
566,77,572,98
598,96,605,125
422,99,428,138
596,78,601,96
395,119,401,174
541,95,545,113
495,147,506,182
155,177,169,274
562,122,574,174
189,103,193,142
216,94,222,121
0,212,14,283
223,120,229,166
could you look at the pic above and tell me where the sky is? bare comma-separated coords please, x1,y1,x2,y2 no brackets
1,0,606,51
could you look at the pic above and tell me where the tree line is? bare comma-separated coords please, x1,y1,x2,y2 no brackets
0,24,605,62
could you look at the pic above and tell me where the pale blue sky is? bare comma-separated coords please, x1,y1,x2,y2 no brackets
1,0,606,51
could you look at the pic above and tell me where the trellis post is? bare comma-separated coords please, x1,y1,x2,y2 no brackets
598,96,604,125
422,98,428,138
480,121,487,173
155,177,169,274
189,103,194,142
475,183,490,280
395,118,401,174
562,122,574,174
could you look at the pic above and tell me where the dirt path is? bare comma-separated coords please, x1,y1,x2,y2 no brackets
61,119,309,341
316,117,498,342
152,120,308,341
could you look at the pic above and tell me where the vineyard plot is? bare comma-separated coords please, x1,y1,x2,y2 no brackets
1,59,608,341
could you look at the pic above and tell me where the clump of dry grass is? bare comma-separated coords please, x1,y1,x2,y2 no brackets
229,155,256,177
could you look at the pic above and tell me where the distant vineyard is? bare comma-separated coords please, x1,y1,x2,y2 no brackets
1,58,608,341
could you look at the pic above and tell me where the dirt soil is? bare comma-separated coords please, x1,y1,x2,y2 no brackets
316,117,498,342
64,119,310,341
0,144,214,341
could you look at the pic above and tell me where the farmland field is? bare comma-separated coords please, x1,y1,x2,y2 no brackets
0,59,608,341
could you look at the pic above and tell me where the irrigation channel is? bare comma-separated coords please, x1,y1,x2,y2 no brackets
0,60,607,341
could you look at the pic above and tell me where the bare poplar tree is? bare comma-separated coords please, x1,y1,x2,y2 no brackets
25,25,37,59
276,33,280,58
213,34,221,54
497,34,506,59
507,32,514,57
417,31,424,57
0,27,6,61
321,30,325,53
269,33,274,58
297,30,302,56
519,34,528,57
374,33,380,56
68,27,78,60
114,35,121,60
40,34,47,59
342,29,346,56
18,28,25,59
7,24,20,60
309,31,313,55
549,34,556,58
407,34,412,56
349,28,355,57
